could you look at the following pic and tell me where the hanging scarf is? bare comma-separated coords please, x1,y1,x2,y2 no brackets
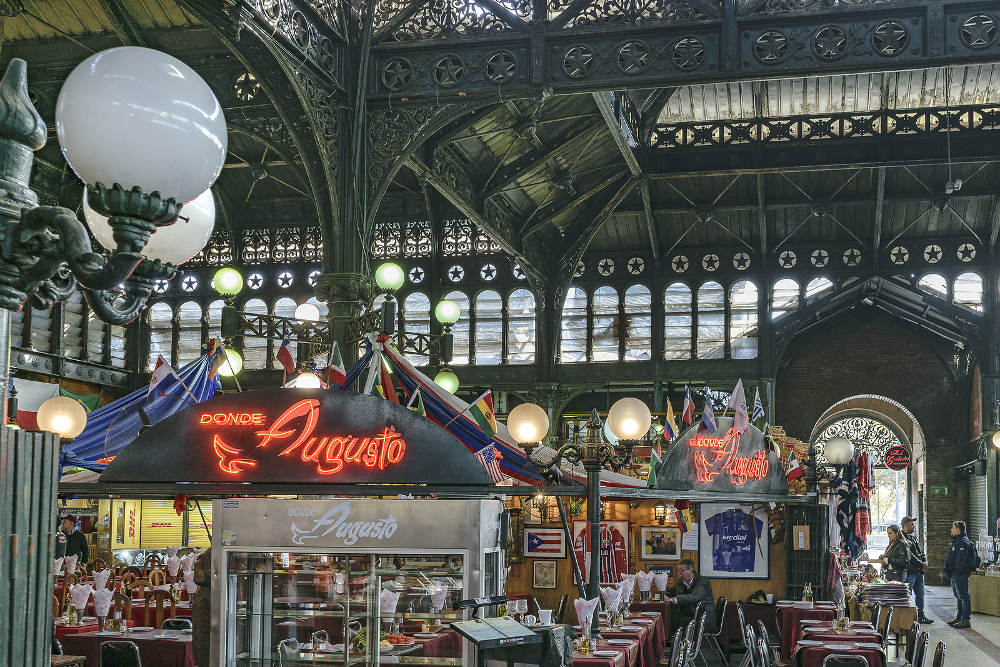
836,457,864,559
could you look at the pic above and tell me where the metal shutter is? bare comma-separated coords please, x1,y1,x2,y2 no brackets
969,474,988,539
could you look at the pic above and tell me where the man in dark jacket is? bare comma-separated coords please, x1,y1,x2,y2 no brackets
944,520,979,628
54,515,89,564
901,517,933,624
666,558,715,632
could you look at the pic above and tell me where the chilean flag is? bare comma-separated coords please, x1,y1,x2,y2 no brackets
681,385,695,425
526,528,565,557
276,335,296,374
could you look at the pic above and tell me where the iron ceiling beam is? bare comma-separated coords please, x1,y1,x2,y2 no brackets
95,0,148,47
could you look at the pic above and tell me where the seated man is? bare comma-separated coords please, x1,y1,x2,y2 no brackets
666,558,715,633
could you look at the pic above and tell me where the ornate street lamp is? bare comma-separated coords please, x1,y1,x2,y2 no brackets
374,262,405,334
812,436,855,484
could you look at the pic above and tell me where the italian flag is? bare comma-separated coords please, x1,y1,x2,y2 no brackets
468,390,497,437
786,456,803,482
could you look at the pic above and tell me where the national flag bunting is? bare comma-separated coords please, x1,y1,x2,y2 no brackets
664,400,678,440
727,379,749,433
323,341,347,387
148,356,178,396
681,385,694,425
475,446,504,483
751,386,765,426
647,444,663,488
276,335,296,374
786,456,803,482
406,386,427,418
701,387,717,433
468,390,498,437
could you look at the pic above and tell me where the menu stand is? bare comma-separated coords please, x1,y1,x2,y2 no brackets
452,617,545,667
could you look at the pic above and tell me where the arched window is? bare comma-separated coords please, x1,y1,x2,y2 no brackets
444,290,470,365
917,273,947,298
624,285,651,361
148,303,173,369
63,292,85,359
403,292,431,366
87,310,107,363
697,282,724,359
242,298,268,369
109,320,127,368
593,286,619,362
475,290,502,365
953,272,983,311
508,289,536,364
664,283,692,360
273,297,297,319
729,281,758,359
771,279,800,320
806,277,834,299
560,287,587,363
207,300,224,342
177,301,203,366
306,296,328,320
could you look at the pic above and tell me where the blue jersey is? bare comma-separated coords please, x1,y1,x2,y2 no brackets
704,509,763,573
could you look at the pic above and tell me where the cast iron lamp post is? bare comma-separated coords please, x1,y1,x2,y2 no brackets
507,400,649,636
811,436,855,486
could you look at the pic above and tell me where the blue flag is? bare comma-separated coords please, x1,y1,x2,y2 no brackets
701,387,717,433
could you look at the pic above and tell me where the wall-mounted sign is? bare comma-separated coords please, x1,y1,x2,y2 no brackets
100,389,493,485
655,417,788,495
883,445,911,471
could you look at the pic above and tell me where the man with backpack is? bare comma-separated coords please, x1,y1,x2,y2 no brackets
944,520,980,628
901,517,933,624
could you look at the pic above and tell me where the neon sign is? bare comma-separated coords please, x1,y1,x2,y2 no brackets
690,428,770,485
201,399,407,477
884,445,911,471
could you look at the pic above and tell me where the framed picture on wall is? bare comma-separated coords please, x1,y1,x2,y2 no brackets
533,560,557,589
698,502,770,579
640,526,682,560
525,527,566,558
572,520,629,584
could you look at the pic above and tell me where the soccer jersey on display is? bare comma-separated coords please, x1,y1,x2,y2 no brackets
704,508,763,573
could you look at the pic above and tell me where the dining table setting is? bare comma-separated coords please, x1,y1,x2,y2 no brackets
570,610,668,667
59,626,195,667
775,600,839,660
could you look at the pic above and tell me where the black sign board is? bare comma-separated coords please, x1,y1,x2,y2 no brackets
99,389,493,485
451,618,542,649
883,445,911,471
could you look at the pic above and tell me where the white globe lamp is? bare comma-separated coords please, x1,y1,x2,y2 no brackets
823,437,855,466
506,403,549,445
607,397,652,441
36,396,87,439
293,372,322,389
294,303,321,322
217,348,243,377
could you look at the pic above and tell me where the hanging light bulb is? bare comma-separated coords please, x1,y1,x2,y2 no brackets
217,348,243,376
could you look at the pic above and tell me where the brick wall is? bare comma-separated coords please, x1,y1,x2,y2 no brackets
775,310,965,583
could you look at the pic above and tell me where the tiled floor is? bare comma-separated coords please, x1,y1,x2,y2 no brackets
919,584,1000,665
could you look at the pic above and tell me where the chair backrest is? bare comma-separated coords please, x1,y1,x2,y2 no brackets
144,553,163,575
669,627,684,667
52,594,61,617
131,578,151,601
756,637,771,667
712,597,728,637
878,607,894,644
555,594,568,623
75,562,88,580
931,641,946,667
904,621,919,664
121,572,138,593
99,640,142,667
821,655,870,667
145,588,177,627
61,573,77,606
148,568,167,587
670,638,690,667
92,557,107,573
912,630,929,667
162,617,192,630
111,592,132,620
757,619,776,662
691,610,708,657
744,624,759,667
52,636,63,655
685,619,696,642
871,602,882,628
736,601,747,638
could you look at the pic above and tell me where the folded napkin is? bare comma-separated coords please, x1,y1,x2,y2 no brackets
93,569,111,590
69,584,94,611
601,586,622,613
635,571,655,592
193,547,208,557
184,570,198,595
380,588,401,614
574,596,600,626
179,553,196,573
428,582,448,613
64,555,79,576
165,546,178,558
53,557,64,577
653,572,669,592
166,555,181,578
617,574,636,602
93,588,114,617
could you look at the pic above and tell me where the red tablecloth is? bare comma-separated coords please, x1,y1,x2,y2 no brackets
55,620,135,639
127,600,193,626
800,629,881,644
794,643,886,667
629,602,671,636
60,629,195,667
596,620,659,667
414,629,462,658
719,603,780,655
779,608,835,660
572,638,639,667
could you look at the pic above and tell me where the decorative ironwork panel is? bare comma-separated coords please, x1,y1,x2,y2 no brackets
240,0,342,81
549,0,712,27
380,0,530,42
370,219,433,258
812,415,902,466
752,0,895,16
189,229,234,266
239,226,323,264
442,218,475,256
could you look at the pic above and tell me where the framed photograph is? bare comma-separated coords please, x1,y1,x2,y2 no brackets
533,560,557,589
523,502,544,525
698,502,769,580
525,527,566,558
640,526,682,560
572,520,630,584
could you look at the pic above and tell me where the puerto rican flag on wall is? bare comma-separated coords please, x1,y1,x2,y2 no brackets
525,527,566,558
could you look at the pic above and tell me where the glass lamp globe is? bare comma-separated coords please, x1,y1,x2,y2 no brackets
293,372,322,389
506,403,549,444
56,46,227,203
824,436,855,465
213,267,243,296
218,348,243,377
36,396,87,439
992,430,1000,450
607,397,652,441
294,303,321,322
374,262,405,292
83,187,215,265
435,300,461,325
434,369,459,393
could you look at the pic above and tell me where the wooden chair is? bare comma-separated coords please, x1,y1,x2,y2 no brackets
74,561,88,580
130,578,151,602
144,553,163,576
120,572,138,594
111,592,132,622
148,568,167,587
52,594,61,617
91,557,106,573
144,589,177,628
60,573,78,607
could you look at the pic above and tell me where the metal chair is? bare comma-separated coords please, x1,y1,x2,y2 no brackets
671,639,691,667
739,624,758,667
701,596,729,665
685,618,697,643
821,655,870,667
554,593,568,623
878,607,895,654
903,621,919,665
910,630,929,667
931,641,946,667
755,637,771,667
161,617,192,630
870,602,883,628
98,640,142,667
669,626,685,667
687,610,708,667
756,619,779,665
277,638,300,666
52,635,63,656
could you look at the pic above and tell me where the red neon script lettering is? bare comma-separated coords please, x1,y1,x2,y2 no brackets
199,412,266,426
689,428,769,485
213,434,258,474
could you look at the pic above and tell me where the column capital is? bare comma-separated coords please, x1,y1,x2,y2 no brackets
313,272,372,319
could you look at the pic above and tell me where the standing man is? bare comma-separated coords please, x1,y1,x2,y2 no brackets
666,558,716,632
54,515,89,564
901,517,933,624
944,520,980,628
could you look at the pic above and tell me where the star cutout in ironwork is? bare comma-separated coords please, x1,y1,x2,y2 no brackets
409,267,425,283
957,243,977,261
182,276,198,292
843,248,862,265
923,245,942,263
733,253,751,270
434,55,464,87
449,265,465,281
563,46,594,79
778,250,797,268
481,264,497,280
598,258,615,275
754,31,788,63
962,14,997,48
382,59,412,91
277,271,293,288
813,26,847,60
153,279,169,293
702,254,720,271
618,41,649,74
672,37,705,71
485,51,516,84
672,256,689,273
873,21,908,56
627,257,645,275
513,264,526,279
811,249,829,267
890,246,909,264
247,273,263,289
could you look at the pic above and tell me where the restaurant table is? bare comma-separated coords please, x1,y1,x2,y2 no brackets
971,574,1000,615
127,599,193,626
54,619,135,639
587,617,661,667
793,642,886,667
414,629,463,658
60,628,195,667
572,638,641,667
718,602,780,657
799,623,881,644
51,656,86,667
850,598,918,633
777,606,836,660
629,601,671,634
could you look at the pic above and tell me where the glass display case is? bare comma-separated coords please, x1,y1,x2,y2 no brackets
213,499,505,667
